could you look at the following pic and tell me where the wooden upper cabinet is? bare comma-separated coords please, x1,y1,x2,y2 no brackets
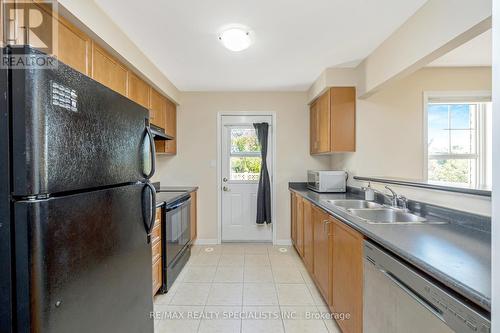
153,97,176,155
6,2,180,154
91,43,128,96
331,87,356,151
310,87,356,154
19,3,91,75
317,90,331,153
309,91,330,154
164,98,177,154
149,88,167,128
312,205,332,302
332,217,364,333
56,16,91,75
127,72,150,108
302,199,314,272
309,101,318,153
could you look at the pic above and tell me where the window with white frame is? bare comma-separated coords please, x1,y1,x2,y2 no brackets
424,92,492,188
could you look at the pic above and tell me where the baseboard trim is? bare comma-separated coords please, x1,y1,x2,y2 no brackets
195,238,292,246
194,238,219,245
274,239,292,246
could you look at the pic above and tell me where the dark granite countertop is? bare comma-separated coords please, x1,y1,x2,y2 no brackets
155,191,190,208
159,186,198,193
289,182,491,312
151,182,198,207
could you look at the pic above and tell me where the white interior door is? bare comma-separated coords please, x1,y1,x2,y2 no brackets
221,115,273,242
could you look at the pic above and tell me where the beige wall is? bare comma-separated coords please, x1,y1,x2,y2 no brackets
153,92,330,243
331,67,492,215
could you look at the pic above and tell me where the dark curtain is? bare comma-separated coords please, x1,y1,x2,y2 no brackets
253,122,271,224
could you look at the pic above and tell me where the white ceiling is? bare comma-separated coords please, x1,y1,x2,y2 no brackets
95,0,427,91
427,30,492,67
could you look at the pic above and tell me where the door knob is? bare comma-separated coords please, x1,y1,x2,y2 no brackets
223,177,228,182
223,186,230,192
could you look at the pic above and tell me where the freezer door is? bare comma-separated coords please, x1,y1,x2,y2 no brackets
0,48,14,333
9,46,154,196
14,184,154,333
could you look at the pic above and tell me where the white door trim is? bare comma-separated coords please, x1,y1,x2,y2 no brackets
217,111,277,244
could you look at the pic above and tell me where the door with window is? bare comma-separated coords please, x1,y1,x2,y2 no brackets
221,115,273,242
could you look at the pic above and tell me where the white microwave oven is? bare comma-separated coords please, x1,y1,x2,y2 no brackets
307,170,347,193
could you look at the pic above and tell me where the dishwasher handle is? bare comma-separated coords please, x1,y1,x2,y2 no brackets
166,197,191,212
379,268,445,322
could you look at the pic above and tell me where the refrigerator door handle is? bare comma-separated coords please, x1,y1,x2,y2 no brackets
144,126,156,179
142,182,157,240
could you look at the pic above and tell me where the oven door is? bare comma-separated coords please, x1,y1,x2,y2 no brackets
165,198,191,267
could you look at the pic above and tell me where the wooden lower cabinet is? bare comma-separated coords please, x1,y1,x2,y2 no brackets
152,207,162,296
296,196,304,257
291,191,364,333
312,205,332,302
152,259,161,296
302,199,314,272
291,193,297,246
332,217,364,333
190,191,197,241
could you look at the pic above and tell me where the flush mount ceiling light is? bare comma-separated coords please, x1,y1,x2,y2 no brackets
218,28,252,52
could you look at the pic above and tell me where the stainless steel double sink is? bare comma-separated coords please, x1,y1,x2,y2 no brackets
322,199,447,225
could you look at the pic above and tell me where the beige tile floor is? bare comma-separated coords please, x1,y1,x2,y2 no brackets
153,243,342,333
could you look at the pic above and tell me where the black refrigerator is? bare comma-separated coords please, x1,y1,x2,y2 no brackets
0,46,157,333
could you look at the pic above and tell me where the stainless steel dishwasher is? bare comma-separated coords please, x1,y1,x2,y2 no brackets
363,240,490,333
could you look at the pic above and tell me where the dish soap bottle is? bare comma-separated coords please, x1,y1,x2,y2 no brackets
363,182,375,201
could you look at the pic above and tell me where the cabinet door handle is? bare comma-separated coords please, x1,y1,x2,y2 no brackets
323,220,332,232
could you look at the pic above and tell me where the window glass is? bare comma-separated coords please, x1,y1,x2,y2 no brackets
426,100,490,187
428,159,473,186
450,130,474,154
231,128,260,154
427,105,449,154
229,128,262,181
230,157,261,181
